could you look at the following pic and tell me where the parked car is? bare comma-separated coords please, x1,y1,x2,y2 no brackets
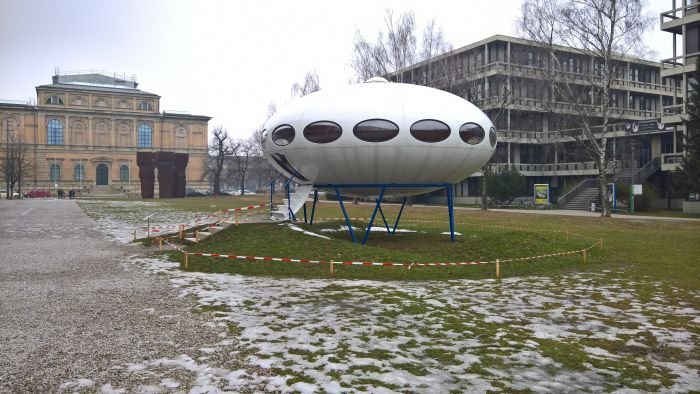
233,190,257,196
185,188,207,197
23,190,51,198
1,190,20,199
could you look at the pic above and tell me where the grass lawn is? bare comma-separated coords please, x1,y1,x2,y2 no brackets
80,197,700,392
150,197,700,291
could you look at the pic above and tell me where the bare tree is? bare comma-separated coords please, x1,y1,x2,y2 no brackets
291,71,321,98
231,137,256,195
1,132,33,199
478,82,515,210
206,126,238,196
517,0,654,217
351,10,452,82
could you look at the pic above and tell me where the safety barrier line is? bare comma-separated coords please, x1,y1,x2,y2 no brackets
171,238,602,268
140,203,266,233
186,251,492,267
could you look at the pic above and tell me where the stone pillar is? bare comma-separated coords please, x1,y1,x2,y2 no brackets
174,153,189,198
155,152,175,198
137,152,155,199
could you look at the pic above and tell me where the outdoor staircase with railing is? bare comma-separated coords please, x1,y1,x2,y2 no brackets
557,158,660,211
270,183,314,221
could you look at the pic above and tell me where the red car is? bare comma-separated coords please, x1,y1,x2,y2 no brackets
23,190,51,198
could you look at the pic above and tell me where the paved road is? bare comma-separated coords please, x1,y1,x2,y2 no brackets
0,199,253,392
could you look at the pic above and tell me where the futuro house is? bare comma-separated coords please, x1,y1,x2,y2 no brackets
262,77,497,197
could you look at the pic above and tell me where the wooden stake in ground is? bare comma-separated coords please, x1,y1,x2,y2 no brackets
179,224,184,240
329,261,334,277
184,251,189,269
235,212,239,227
159,237,163,252
194,231,198,244
582,249,587,263
133,229,137,241
496,259,500,278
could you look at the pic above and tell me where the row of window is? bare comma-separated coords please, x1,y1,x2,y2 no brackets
46,95,153,110
271,119,497,147
49,163,131,182
46,119,153,147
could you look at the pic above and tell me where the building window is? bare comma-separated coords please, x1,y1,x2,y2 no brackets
120,165,129,181
410,119,451,143
47,119,64,145
74,164,85,181
96,164,109,185
459,123,485,145
353,119,399,142
138,101,153,110
272,124,295,146
46,96,64,105
50,164,61,182
303,121,342,144
138,123,152,147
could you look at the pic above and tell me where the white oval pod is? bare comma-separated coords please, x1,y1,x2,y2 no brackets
263,79,496,197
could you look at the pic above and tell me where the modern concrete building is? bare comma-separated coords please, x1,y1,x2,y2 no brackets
388,35,683,209
661,0,700,212
0,70,210,196
661,1,697,165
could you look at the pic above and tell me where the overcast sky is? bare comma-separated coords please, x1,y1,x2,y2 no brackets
0,0,672,140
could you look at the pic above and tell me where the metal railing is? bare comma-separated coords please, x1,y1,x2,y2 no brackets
661,2,700,23
478,96,663,119
662,153,684,164
557,178,597,208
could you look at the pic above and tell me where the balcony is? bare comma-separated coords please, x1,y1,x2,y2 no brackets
661,3,700,34
503,63,680,95
496,123,631,144
662,103,685,125
491,161,601,176
479,96,663,120
661,52,699,78
661,153,684,171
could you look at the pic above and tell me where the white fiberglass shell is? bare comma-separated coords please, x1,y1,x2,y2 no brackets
262,80,496,197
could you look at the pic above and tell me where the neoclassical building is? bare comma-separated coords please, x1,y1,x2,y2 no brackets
0,70,210,196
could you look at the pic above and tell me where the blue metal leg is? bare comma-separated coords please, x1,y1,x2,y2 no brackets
361,187,386,245
376,199,391,233
448,185,455,242
286,182,296,222
303,203,307,224
310,189,318,225
392,197,407,234
336,187,356,243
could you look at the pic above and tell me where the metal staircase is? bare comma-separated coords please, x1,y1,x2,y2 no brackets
270,183,314,221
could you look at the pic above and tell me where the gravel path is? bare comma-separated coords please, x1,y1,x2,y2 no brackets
0,199,262,393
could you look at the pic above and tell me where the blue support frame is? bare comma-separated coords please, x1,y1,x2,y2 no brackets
284,177,296,222
268,173,283,211
392,197,408,234
310,189,318,225
376,199,391,233
361,187,386,245
313,183,456,244
335,186,356,243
